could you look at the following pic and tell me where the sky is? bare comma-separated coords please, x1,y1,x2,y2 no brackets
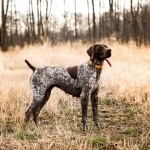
15,0,108,13
9,0,148,18
0,0,148,26
14,0,109,17
0,0,109,25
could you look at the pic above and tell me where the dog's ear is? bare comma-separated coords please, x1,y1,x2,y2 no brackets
87,45,96,60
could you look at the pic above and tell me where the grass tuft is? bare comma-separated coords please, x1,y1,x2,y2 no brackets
91,137,106,147
120,127,138,137
16,131,41,140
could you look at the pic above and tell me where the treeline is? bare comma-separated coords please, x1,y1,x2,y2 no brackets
0,0,150,51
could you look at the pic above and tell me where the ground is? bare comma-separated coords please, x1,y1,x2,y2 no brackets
0,41,150,149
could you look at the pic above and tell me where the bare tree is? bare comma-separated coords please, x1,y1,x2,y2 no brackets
37,0,40,37
10,0,13,46
40,0,44,40
98,0,102,40
45,0,52,39
141,4,148,45
131,0,140,45
122,0,126,42
63,0,68,41
74,0,77,40
14,1,18,44
31,0,36,42
28,0,31,44
92,0,96,43
109,0,113,34
87,0,91,41
115,1,120,41
1,0,9,51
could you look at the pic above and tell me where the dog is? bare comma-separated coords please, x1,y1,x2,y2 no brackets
25,44,111,131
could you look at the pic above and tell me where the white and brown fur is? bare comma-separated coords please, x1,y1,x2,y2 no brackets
25,44,112,131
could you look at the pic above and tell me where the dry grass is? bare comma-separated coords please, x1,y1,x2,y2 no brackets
0,41,150,149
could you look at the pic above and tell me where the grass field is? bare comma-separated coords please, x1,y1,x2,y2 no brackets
0,41,150,149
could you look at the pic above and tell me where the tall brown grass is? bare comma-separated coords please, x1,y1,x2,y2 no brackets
0,42,150,149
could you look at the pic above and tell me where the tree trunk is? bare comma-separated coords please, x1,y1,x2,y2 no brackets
45,0,52,39
123,0,126,43
109,0,113,35
99,0,101,40
63,0,68,41
143,5,147,45
114,1,120,41
29,0,32,44
74,0,77,40
40,0,44,43
131,0,140,45
10,0,13,46
14,2,18,45
31,0,36,43
91,0,96,43
87,0,91,41
1,0,9,51
37,0,40,38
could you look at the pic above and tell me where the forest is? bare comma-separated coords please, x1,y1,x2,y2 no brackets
1,0,150,51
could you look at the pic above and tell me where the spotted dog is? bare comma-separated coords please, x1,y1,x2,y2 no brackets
25,44,112,131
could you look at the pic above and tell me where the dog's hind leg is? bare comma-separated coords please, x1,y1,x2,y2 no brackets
33,87,52,126
25,99,40,128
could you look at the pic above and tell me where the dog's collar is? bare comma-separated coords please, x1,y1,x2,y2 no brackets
88,60,103,69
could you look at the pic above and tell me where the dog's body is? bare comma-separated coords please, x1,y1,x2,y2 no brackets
25,44,111,130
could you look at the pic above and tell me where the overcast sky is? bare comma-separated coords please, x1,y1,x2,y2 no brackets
0,0,148,24
7,0,147,17
12,0,146,16
15,0,109,17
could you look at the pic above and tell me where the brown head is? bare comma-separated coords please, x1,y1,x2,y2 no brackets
87,44,111,62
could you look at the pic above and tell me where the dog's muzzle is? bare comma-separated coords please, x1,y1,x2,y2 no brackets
106,49,111,58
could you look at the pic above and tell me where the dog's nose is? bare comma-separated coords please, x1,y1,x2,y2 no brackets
108,49,111,52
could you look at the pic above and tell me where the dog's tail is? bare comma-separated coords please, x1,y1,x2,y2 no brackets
25,59,36,72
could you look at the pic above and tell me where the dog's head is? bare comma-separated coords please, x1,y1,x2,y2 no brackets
87,44,111,61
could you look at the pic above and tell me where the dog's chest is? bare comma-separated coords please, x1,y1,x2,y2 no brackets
78,63,101,82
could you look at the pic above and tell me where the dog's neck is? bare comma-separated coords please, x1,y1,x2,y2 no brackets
88,58,104,69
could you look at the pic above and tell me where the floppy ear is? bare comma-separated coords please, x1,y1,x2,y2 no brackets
87,45,96,60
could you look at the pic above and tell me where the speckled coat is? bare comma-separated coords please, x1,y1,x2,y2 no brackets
30,61,102,102
25,44,111,131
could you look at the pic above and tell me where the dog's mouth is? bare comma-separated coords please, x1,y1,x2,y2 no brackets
104,50,111,67
97,53,111,62
105,58,111,67
95,49,112,67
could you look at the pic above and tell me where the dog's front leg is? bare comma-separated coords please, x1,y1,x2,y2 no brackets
80,90,90,131
81,97,89,131
91,88,100,128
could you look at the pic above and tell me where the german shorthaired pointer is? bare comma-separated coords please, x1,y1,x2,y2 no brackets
25,44,111,131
